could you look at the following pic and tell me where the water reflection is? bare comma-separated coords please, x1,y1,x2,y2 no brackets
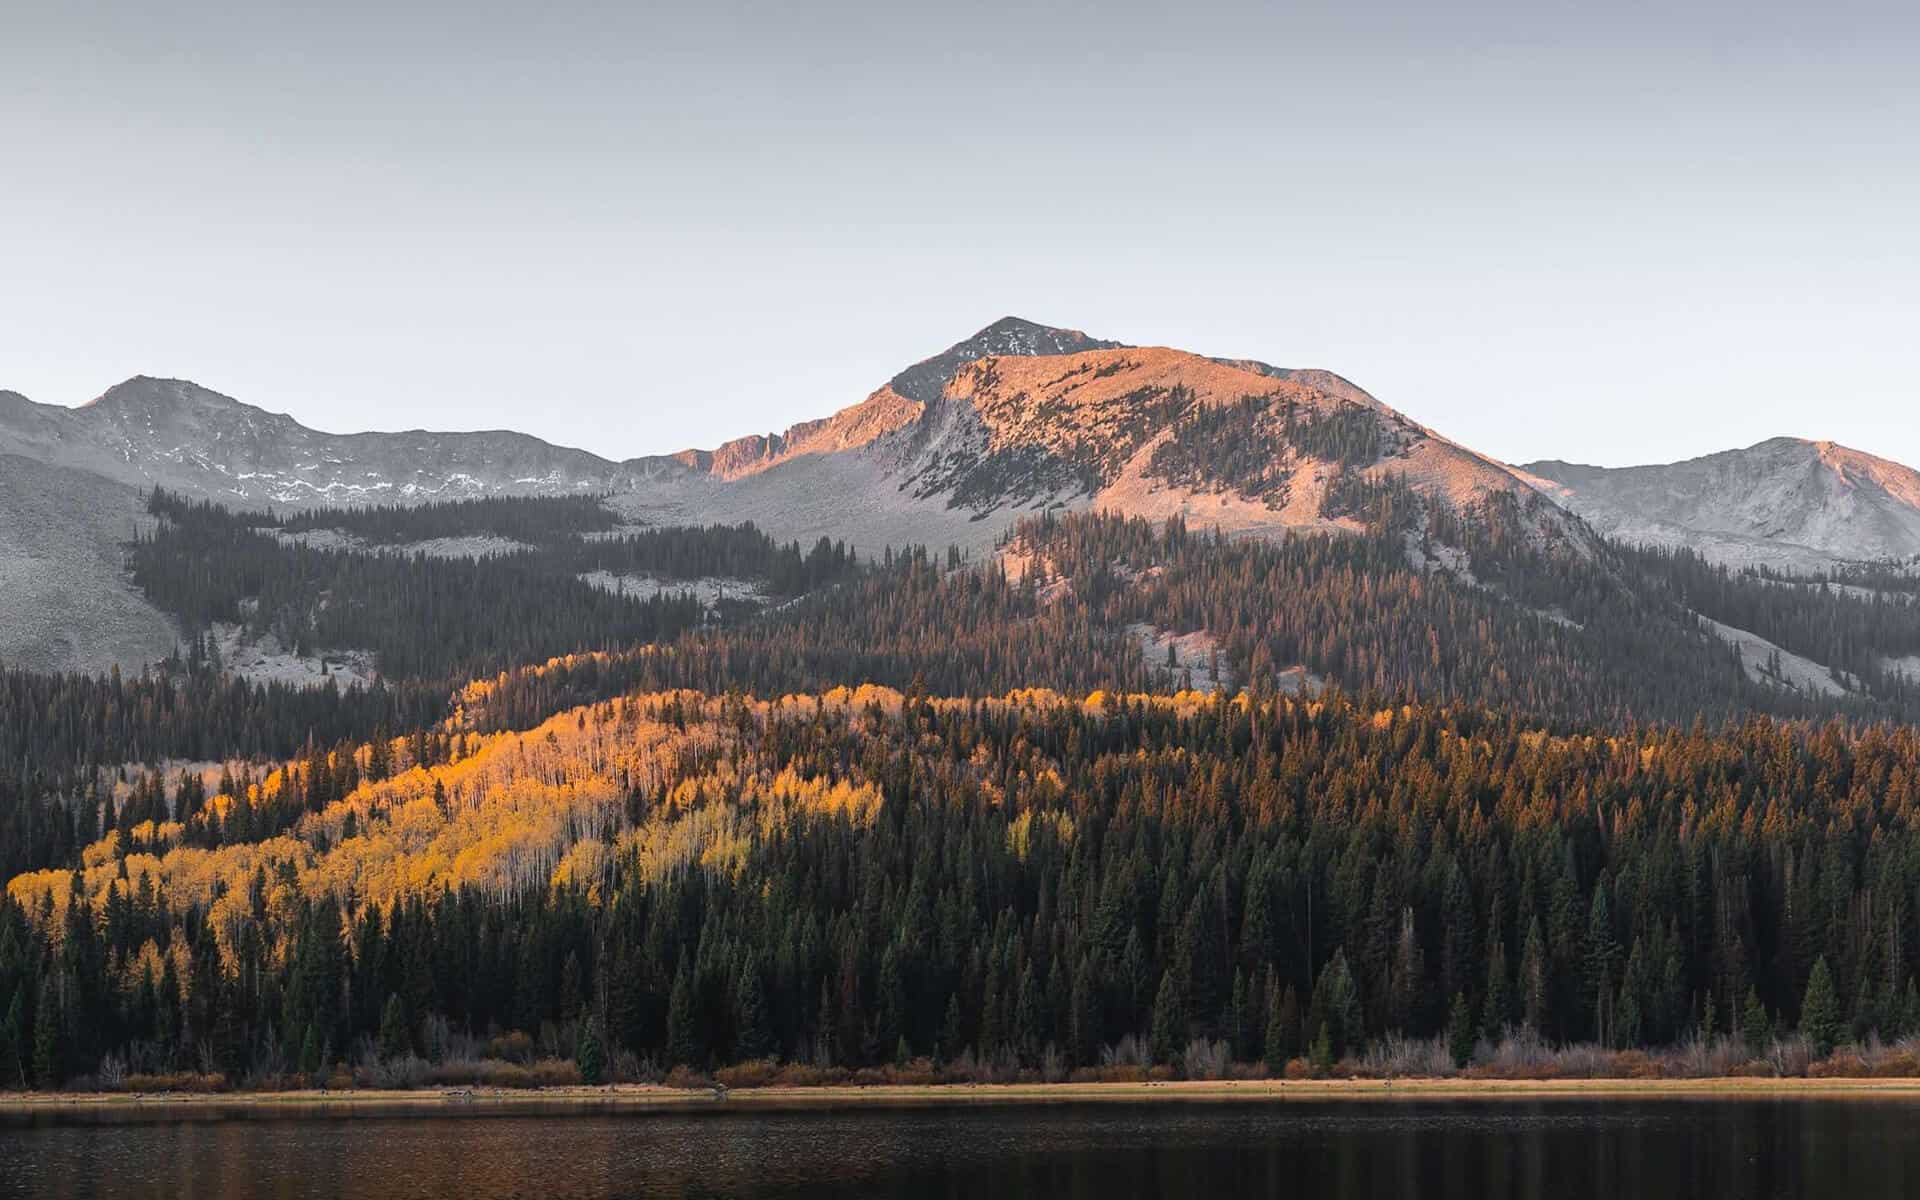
3,1099,1916,1199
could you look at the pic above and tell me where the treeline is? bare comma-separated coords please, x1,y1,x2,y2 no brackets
275,494,859,596
1147,394,1395,504
130,492,864,683
277,495,618,544
8,503,1907,892
454,507,1866,743
132,496,705,681
7,688,1920,1087
1621,543,1920,705
1148,394,1287,499
0,661,446,882
569,527,854,597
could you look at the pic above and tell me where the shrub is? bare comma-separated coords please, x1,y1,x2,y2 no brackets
1180,1039,1230,1081
715,1059,779,1089
663,1064,712,1090
123,1072,227,1093
485,1031,536,1064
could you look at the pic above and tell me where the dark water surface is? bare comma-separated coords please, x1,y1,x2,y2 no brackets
3,1097,1917,1199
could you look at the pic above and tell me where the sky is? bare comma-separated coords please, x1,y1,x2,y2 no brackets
2,0,1916,468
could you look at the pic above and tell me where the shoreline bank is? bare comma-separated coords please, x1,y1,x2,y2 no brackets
11,1076,1920,1119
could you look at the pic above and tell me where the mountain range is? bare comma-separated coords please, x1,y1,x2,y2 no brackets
4,316,1919,682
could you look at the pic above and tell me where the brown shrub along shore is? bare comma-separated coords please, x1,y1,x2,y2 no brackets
18,1030,1920,1103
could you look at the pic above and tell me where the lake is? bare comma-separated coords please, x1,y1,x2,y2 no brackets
3,1097,1917,1198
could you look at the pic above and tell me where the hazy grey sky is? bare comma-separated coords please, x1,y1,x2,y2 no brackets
3,0,1915,467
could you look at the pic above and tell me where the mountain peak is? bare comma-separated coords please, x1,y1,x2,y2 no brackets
82,376,247,418
1523,437,1920,569
953,315,1124,359
885,317,1126,403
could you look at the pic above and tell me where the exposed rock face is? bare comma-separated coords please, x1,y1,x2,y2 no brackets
1521,439,1920,570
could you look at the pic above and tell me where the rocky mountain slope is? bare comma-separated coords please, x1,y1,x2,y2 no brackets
607,317,1589,560
0,454,175,674
0,377,676,506
7,316,1912,686
3,318,1580,554
1520,438,1920,571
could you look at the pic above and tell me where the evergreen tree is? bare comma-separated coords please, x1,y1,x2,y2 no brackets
1519,917,1549,1033
1802,957,1841,1059
1447,992,1476,1069
1263,976,1294,1073
1483,936,1511,1043
31,978,61,1089
1586,884,1618,1046
1149,969,1186,1065
1309,1021,1334,1076
667,961,701,1067
299,1024,323,1077
733,953,773,1062
379,993,412,1061
576,1016,607,1086
0,987,24,1087
1310,950,1362,1059
1068,959,1098,1066
1741,986,1771,1054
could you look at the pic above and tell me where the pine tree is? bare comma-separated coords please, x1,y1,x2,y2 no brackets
0,987,24,1087
379,993,412,1061
1068,959,1098,1066
1447,991,1476,1069
576,1016,607,1085
299,1024,322,1077
1801,956,1841,1059
1482,936,1511,1043
1263,976,1292,1073
1586,884,1618,1046
1741,986,1771,1054
940,992,964,1062
1519,917,1549,1033
667,961,701,1067
1309,1021,1334,1076
1149,969,1186,1065
733,953,772,1062
1310,950,1362,1059
31,978,61,1089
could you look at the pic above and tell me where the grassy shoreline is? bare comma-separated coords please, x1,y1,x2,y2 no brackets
12,1075,1920,1118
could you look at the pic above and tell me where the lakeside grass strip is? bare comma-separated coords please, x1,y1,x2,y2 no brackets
12,1076,1920,1121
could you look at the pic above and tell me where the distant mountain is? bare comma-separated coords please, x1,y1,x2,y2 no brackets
1520,438,1920,571
11,316,1916,690
605,317,1589,560
0,376,677,506
3,317,1584,559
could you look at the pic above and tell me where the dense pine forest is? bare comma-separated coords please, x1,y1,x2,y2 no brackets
5,688,1918,1089
7,495,1920,1089
131,491,855,680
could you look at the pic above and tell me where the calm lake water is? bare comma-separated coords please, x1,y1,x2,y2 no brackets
3,1098,1917,1199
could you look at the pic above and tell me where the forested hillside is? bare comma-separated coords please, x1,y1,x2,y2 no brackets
445,504,1920,739
6,686,1919,1088
132,492,854,681
9,486,1920,1090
